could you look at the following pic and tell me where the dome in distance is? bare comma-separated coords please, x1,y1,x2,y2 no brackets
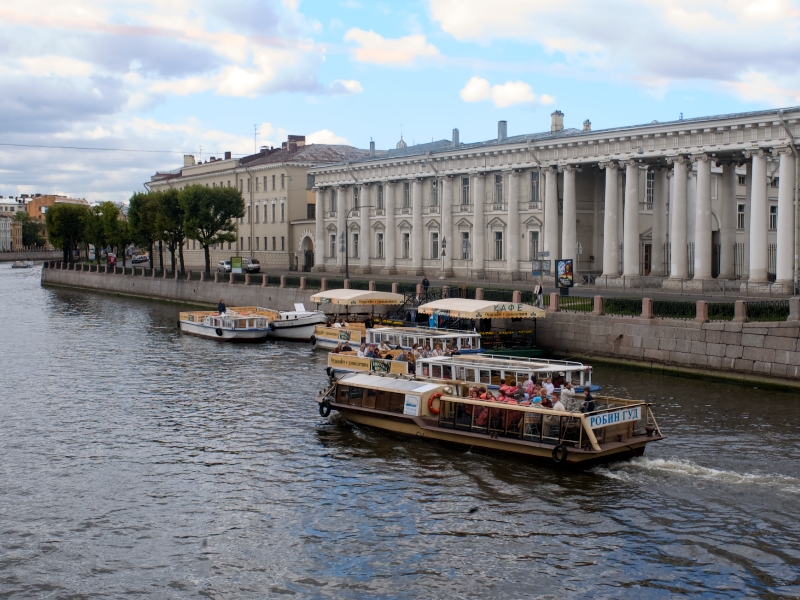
396,135,407,149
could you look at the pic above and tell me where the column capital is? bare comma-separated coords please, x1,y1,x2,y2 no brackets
691,153,710,163
598,160,619,171
666,170,674,179
557,164,577,173
666,154,689,165
620,159,637,168
744,148,767,159
772,146,795,156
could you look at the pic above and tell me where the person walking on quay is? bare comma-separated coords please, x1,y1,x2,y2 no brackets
422,275,430,295
533,281,544,309
218,299,227,316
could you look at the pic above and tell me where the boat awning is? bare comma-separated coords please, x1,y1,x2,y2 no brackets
309,289,404,305
341,373,442,394
417,298,546,319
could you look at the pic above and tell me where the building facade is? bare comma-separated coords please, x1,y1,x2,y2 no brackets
309,108,800,287
147,136,370,270
0,214,11,250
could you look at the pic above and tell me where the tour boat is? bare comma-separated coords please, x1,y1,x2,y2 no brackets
179,308,271,342
11,260,34,268
266,303,328,341
312,324,485,355
315,372,664,467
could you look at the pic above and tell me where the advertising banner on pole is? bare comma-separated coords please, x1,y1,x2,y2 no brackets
231,256,243,274
556,259,574,288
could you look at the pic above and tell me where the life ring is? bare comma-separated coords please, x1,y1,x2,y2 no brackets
215,328,223,337
428,392,443,415
319,400,332,417
310,335,316,345
552,444,568,464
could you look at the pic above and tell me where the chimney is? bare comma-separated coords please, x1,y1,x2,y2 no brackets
452,128,460,146
288,134,305,147
583,119,591,132
498,120,507,141
288,142,298,153
260,146,268,154
369,140,375,157
551,110,564,132
224,151,232,160
210,156,216,161
184,154,196,167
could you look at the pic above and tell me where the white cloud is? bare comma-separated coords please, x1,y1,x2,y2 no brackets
329,79,364,95
306,129,350,145
344,28,440,66
430,0,800,105
459,77,551,107
19,55,95,78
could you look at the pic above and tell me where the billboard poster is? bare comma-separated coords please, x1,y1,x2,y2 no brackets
231,256,243,274
556,259,574,288
531,260,542,276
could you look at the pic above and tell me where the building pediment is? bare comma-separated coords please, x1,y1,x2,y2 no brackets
325,223,338,232
371,221,385,230
425,219,440,229
397,219,412,229
524,215,543,227
487,217,507,229
455,218,472,228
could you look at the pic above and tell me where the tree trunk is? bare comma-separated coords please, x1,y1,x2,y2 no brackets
169,242,176,273
203,244,211,274
179,242,185,273
159,241,164,273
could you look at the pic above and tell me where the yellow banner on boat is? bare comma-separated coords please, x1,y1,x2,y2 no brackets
328,353,408,375
314,326,362,344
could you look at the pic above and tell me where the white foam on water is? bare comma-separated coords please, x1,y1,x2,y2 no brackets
593,457,800,494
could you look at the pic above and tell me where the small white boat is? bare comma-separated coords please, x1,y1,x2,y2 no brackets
179,309,270,342
267,303,328,341
11,260,34,268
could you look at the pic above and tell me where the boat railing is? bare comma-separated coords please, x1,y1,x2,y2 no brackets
436,396,658,452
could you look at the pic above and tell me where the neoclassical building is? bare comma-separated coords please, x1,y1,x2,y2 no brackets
308,107,799,288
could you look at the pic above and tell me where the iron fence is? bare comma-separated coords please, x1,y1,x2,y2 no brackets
708,303,735,321
559,296,593,312
652,300,695,320
603,297,642,316
745,300,790,322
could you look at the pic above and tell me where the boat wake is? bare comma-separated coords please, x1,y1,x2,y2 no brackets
593,457,800,494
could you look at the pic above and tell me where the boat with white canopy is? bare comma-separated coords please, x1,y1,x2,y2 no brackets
417,298,547,320
179,307,271,342
309,288,405,349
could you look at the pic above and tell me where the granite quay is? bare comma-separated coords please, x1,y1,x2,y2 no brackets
42,261,800,385
0,250,61,262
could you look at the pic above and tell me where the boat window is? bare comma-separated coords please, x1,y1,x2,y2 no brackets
432,365,443,378
465,368,476,382
421,364,430,377
456,367,466,381
363,389,377,409
517,372,529,385
387,392,405,413
348,386,364,407
504,372,515,385
480,370,490,384
491,370,502,385
375,390,390,411
443,366,452,380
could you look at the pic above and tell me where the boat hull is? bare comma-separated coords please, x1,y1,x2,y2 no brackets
179,321,269,342
330,405,655,468
268,315,328,341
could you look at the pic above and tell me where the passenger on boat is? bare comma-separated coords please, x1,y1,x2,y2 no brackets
552,395,566,412
412,344,423,365
432,344,443,357
559,383,581,412
378,340,391,353
357,343,367,358
365,344,377,358
333,342,344,353
396,349,408,362
342,341,353,352
581,388,596,413
218,299,227,316
423,344,432,357
540,395,554,408
543,377,555,397
364,316,374,329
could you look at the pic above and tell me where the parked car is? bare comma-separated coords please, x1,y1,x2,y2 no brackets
217,260,232,273
132,254,149,264
242,258,261,273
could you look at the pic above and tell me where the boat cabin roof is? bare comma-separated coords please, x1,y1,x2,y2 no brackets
418,298,546,320
368,327,480,339
340,373,443,395
419,354,589,374
310,289,405,305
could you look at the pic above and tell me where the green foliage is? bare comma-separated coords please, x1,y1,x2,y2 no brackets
708,303,735,321
652,300,696,320
82,206,106,262
13,211,45,247
45,203,88,262
746,301,790,322
179,184,244,272
128,191,162,256
156,188,186,272
603,297,641,316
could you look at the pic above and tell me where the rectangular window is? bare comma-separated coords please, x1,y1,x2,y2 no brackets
431,232,439,259
461,232,470,259
281,236,285,251
263,204,268,222
528,231,540,260
771,177,779,188
272,175,276,190
377,185,384,209
531,171,540,207
263,237,267,250
246,206,251,223
352,232,359,258
240,237,243,249
263,176,267,190
494,231,503,261
331,189,337,213
461,177,470,205
769,205,778,230
247,237,251,250
272,204,276,223
738,175,746,186
403,182,410,208
494,174,503,205
247,179,251,193
307,174,314,189
255,237,259,250
228,242,232,250
737,204,746,230
330,235,335,257
273,237,277,251
239,180,243,192
255,178,259,192
228,180,231,188
307,204,315,219
402,232,410,258
646,171,654,209
353,187,359,209
431,180,438,207
280,203,285,222
256,204,260,223
281,174,285,190
376,232,384,258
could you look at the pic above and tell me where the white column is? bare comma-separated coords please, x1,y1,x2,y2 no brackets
472,174,486,275
592,171,603,269
718,163,737,280
381,181,396,274
668,156,689,279
441,176,454,277
693,155,712,279
748,150,768,282
561,165,577,273
336,187,346,271
650,168,668,276
543,166,559,260
776,147,796,284
623,161,640,276
410,178,424,275
507,170,520,274
357,184,371,274
312,188,325,271
600,162,620,276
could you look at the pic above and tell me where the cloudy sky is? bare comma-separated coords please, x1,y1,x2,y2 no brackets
1,0,799,202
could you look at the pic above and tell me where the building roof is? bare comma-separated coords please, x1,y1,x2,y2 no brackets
239,143,370,168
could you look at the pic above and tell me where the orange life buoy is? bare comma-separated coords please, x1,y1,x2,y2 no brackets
428,392,443,415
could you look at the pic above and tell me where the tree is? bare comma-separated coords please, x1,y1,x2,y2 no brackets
99,202,132,267
45,203,87,263
13,211,45,247
156,188,186,273
82,206,106,263
128,191,161,266
180,184,244,274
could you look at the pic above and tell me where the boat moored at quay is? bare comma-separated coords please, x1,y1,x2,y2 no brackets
315,372,664,467
179,304,326,342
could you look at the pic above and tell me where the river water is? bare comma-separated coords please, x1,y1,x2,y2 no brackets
2,265,799,599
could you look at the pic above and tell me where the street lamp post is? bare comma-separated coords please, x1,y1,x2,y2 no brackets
343,205,374,280
439,236,447,279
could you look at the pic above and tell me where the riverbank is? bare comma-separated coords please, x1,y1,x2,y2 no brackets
0,250,60,262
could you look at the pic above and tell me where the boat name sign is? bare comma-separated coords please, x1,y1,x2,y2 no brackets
403,395,420,416
588,407,641,429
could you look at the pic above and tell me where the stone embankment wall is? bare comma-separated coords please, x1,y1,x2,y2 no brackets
1,250,60,262
532,295,800,384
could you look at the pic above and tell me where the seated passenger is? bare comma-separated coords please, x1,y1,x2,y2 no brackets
552,395,566,412
540,395,554,408
559,382,581,412
378,340,391,353
333,342,343,354
365,343,377,358
342,341,353,352
543,377,555,397
581,388,596,413
396,349,409,362
357,343,367,358
333,320,343,329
